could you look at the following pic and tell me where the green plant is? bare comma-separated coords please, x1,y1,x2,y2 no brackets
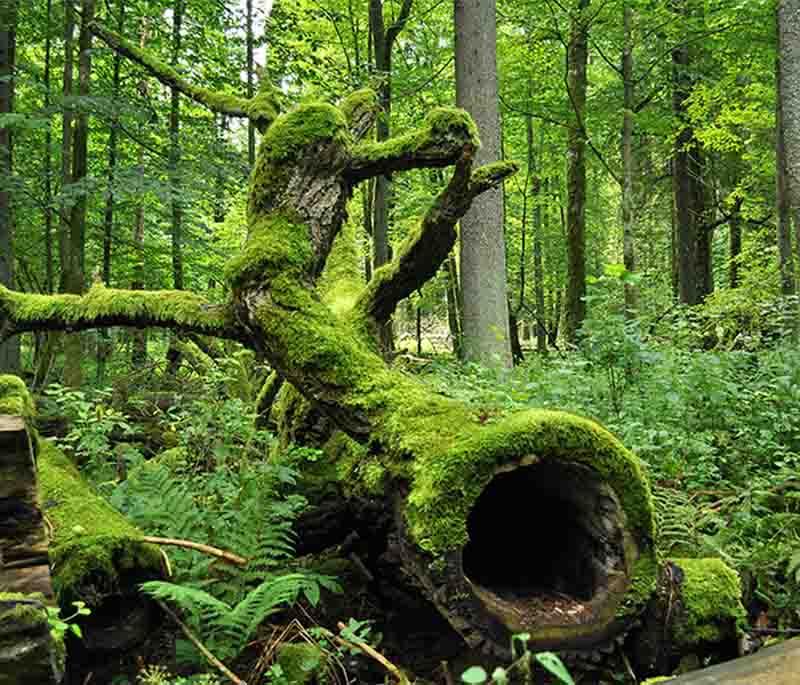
136,665,220,685
46,601,91,642
461,634,574,685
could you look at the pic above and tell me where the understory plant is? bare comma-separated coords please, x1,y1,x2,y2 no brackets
461,634,574,684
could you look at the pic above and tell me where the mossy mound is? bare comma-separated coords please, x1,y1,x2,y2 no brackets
37,441,163,605
0,374,36,422
670,557,745,647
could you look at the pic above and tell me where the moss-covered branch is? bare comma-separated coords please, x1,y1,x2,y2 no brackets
340,89,380,141
90,22,279,131
0,283,246,342
346,107,481,182
357,158,518,325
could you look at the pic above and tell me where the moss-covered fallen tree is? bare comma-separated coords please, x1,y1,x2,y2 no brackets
0,20,745,678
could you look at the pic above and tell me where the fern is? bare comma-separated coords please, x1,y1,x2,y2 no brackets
141,571,338,661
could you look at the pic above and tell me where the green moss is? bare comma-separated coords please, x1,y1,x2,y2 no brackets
0,374,35,420
225,213,313,289
261,103,350,163
275,643,327,684
402,409,655,555
641,678,674,684
37,441,162,604
352,106,479,164
0,283,234,334
339,88,379,129
670,557,745,647
617,551,659,618
0,593,48,631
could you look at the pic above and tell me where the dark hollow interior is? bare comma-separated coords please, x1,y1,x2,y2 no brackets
462,461,617,603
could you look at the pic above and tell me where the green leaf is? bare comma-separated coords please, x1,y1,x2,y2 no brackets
535,652,574,685
461,666,488,684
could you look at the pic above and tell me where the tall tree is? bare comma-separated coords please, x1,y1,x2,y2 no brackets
0,0,19,372
98,0,126,383
778,1,800,227
369,0,413,354
455,0,512,366
621,1,638,318
246,0,256,167
777,26,795,296
564,0,590,343
169,0,184,293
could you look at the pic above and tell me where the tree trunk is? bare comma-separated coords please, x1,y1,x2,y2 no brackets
622,2,638,319
454,0,512,366
131,23,149,367
672,37,697,303
535,178,547,354
43,0,54,294
246,0,256,168
778,0,800,213
777,4,797,294
564,0,590,342
63,0,94,387
445,253,463,358
0,0,19,373
369,0,412,357
729,210,741,289
98,0,125,385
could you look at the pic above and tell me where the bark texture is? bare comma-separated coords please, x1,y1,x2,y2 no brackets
454,0,512,366
0,0,19,373
565,0,590,341
779,0,800,213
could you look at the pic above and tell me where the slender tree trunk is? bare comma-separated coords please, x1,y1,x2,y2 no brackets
369,0,412,356
43,0,54,294
97,0,125,384
214,113,228,224
131,24,149,366
622,2,638,319
166,0,185,373
729,210,741,289
0,0,19,373
535,178,547,354
777,4,797,295
246,0,256,167
362,182,373,282
694,149,713,300
169,0,184,292
454,0,512,366
59,0,74,294
445,253,462,358
63,0,94,387
778,0,800,215
564,0,590,342
672,1,698,306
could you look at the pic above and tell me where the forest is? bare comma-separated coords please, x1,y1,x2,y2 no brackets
1,0,800,683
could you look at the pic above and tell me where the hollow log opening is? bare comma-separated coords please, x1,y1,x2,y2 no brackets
462,459,628,633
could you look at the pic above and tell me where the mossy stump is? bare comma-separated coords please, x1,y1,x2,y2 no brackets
0,594,65,684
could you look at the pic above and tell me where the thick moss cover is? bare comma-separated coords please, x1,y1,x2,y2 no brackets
670,558,745,647
0,374,36,421
37,441,163,604
275,643,327,684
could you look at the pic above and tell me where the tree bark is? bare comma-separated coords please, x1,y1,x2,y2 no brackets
778,0,800,214
246,0,256,168
454,0,512,366
0,0,19,373
729,210,741,289
564,0,590,342
778,3,798,295
445,253,463,358
98,1,125,384
672,3,698,305
535,178,547,354
369,0,412,356
622,2,638,319
43,0,54,294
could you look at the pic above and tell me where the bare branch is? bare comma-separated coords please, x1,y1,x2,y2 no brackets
0,283,247,343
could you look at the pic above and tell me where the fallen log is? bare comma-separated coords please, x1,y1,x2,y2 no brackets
37,441,165,654
642,635,800,684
